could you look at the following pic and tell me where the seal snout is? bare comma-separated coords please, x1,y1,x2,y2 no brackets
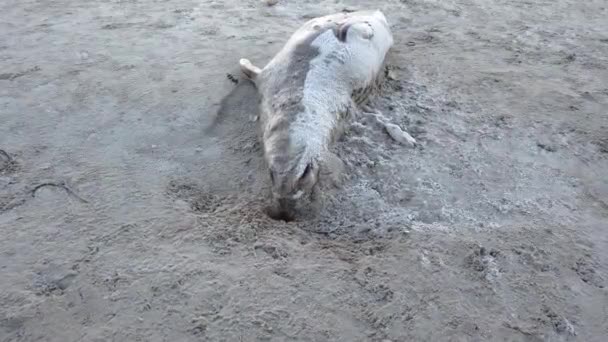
266,197,297,222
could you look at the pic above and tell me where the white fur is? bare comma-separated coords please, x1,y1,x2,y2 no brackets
281,10,393,170
292,190,304,199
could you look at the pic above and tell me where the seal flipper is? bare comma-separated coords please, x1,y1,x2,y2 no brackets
334,21,374,42
334,22,350,42
239,58,261,83
319,151,346,189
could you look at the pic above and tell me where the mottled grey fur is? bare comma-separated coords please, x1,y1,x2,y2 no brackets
240,11,390,220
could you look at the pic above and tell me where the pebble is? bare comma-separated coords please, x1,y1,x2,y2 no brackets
384,123,417,147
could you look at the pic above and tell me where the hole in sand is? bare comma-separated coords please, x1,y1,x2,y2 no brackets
265,206,295,222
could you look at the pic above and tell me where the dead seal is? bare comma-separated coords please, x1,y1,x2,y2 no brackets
239,10,393,220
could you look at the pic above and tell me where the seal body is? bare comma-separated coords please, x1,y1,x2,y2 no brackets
240,10,393,220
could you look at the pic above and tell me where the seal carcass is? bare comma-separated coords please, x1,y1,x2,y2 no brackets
240,10,393,220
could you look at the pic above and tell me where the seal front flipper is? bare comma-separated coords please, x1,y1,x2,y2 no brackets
239,58,262,83
319,151,346,190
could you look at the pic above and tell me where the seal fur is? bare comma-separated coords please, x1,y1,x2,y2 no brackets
240,10,393,220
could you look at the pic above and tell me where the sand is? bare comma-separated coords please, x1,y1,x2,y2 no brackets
1,0,607,341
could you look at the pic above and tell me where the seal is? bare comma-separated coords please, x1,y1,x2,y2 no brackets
239,10,393,220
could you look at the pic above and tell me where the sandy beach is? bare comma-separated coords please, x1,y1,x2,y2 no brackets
1,0,607,341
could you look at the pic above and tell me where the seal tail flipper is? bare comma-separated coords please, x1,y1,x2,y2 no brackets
334,21,374,42
334,22,350,42
239,58,261,82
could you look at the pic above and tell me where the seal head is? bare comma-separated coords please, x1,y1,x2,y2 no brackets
263,124,321,221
